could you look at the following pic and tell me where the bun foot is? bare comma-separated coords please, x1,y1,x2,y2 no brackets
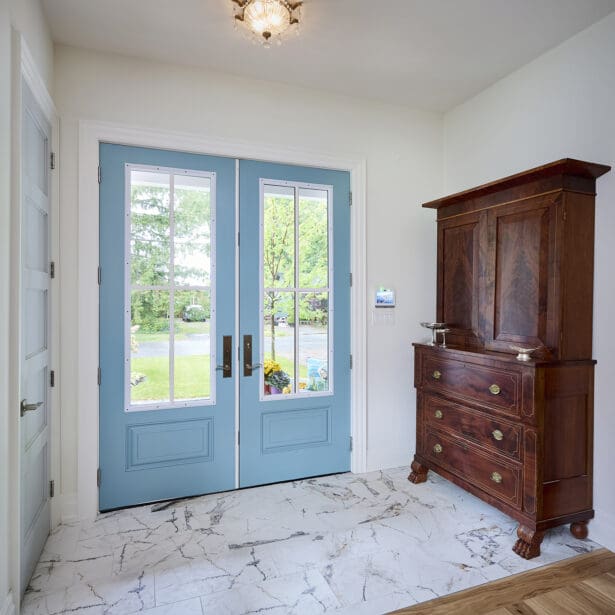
570,521,589,540
513,524,545,559
408,459,428,484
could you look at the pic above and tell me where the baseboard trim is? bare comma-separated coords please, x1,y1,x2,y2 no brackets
591,507,615,551
1,591,16,615
61,491,79,524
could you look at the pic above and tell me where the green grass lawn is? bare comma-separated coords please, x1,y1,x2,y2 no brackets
131,354,211,402
134,320,210,343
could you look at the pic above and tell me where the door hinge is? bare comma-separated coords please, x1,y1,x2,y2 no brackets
97,266,102,285
50,261,55,279
350,354,353,369
563,208,567,222
349,273,353,287
237,232,240,246
98,165,102,184
349,192,353,207
97,367,101,386
97,468,101,487
50,152,56,170
349,436,353,452
50,370,55,388
49,480,55,498
237,431,240,445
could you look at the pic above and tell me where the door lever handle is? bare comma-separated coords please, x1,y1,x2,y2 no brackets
21,399,43,417
218,336,232,378
243,335,260,377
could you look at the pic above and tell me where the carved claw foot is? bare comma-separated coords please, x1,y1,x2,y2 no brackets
513,524,545,559
570,521,589,540
408,460,428,484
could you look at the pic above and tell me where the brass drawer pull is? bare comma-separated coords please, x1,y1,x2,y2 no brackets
492,429,504,441
432,370,441,380
491,471,502,484
434,409,443,420
489,384,501,395
433,443,443,454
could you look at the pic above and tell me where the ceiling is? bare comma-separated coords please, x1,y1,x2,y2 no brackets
42,0,615,112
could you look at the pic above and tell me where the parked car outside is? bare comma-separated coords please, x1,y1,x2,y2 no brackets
182,304,208,322
273,312,289,325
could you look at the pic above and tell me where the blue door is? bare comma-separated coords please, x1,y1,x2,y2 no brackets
239,160,351,487
99,144,236,510
99,147,351,509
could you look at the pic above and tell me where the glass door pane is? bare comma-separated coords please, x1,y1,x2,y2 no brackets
261,182,332,398
127,166,214,410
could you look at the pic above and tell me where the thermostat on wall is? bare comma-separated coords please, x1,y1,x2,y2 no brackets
375,287,395,308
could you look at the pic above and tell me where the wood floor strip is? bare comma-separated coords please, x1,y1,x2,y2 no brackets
390,548,615,615
582,571,615,602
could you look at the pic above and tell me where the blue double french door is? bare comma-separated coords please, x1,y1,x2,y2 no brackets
99,145,350,511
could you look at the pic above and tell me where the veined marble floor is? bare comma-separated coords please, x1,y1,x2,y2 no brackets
23,467,598,615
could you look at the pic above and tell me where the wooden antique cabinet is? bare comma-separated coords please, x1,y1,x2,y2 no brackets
409,159,610,558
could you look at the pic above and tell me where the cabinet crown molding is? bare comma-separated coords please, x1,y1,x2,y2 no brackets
424,158,611,216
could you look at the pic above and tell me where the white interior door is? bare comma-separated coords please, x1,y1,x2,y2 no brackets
20,79,52,593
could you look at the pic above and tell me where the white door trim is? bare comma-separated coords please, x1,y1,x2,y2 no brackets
78,120,367,520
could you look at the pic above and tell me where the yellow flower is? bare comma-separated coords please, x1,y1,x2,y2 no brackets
299,382,307,389
264,359,281,377
282,386,291,394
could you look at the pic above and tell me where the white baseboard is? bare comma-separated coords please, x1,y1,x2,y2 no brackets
590,507,615,551
1,591,16,615
61,491,79,525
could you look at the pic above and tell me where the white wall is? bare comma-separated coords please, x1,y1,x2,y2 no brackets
10,0,53,93
53,44,442,515
444,12,615,549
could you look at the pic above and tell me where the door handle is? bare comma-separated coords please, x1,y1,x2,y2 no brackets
243,335,259,377
217,336,232,378
21,399,43,417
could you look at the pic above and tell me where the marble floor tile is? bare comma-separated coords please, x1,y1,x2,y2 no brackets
200,569,341,614
140,598,203,615
23,467,600,614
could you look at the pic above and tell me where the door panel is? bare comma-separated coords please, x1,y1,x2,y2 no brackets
20,81,52,593
484,195,559,356
99,145,236,510
238,160,351,487
437,212,482,348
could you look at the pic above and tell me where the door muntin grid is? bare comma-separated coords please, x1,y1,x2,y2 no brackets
124,164,217,411
259,179,334,401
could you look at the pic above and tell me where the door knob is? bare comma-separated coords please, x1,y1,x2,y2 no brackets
20,399,43,417
245,363,262,370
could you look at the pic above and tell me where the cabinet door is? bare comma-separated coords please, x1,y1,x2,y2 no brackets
437,212,483,348
483,194,561,357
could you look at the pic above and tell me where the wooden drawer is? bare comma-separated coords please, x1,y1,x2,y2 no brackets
423,428,522,509
423,394,521,461
421,355,521,416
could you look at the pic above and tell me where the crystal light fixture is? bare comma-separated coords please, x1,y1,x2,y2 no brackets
233,0,302,46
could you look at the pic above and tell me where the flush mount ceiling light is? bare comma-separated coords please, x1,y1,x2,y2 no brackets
232,0,302,46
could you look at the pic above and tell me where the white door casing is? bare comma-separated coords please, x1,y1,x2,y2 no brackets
20,78,52,593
